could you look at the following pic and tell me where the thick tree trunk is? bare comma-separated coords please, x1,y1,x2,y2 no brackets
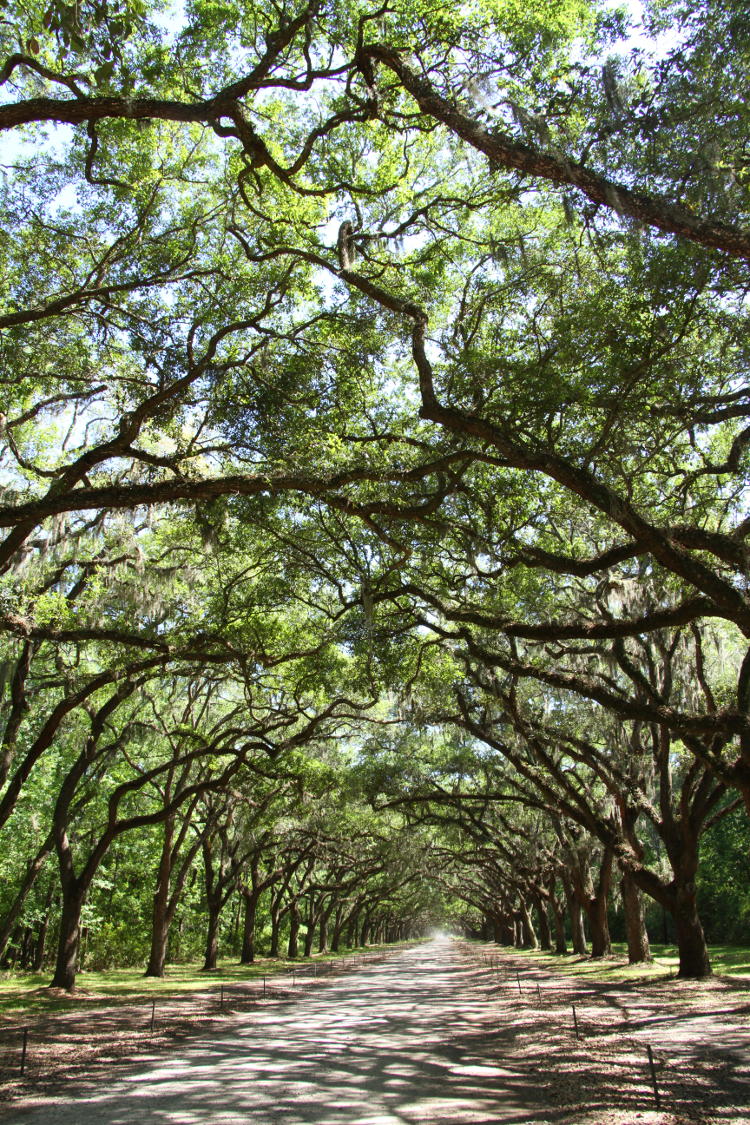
202,899,221,970
287,903,300,959
628,827,711,978
318,905,333,953
3,925,20,968
550,895,567,954
533,896,552,951
578,848,613,958
498,913,514,945
331,904,344,952
621,872,652,964
668,830,712,978
240,889,260,964
586,894,611,957
673,886,711,978
50,880,86,991
146,908,171,978
145,817,174,977
145,868,172,978
519,901,539,949
345,909,360,948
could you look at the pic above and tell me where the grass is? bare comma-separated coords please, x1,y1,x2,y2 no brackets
0,943,401,1020
6,937,744,1021
490,941,750,985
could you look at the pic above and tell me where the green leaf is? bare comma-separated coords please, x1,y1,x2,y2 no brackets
94,60,115,84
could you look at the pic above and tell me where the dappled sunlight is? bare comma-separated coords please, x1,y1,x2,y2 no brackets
1,943,544,1124
3,940,748,1124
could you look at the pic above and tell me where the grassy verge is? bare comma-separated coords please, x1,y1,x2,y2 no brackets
0,942,407,1020
479,940,750,985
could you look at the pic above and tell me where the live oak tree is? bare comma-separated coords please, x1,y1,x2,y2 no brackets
0,495,392,984
2,0,750,980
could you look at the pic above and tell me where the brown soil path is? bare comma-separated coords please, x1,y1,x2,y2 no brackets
0,938,747,1125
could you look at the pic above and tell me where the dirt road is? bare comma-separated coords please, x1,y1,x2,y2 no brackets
1,938,747,1125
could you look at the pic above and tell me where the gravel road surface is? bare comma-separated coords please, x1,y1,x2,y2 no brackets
1,939,540,1125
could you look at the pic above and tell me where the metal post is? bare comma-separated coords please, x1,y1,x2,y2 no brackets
647,1046,661,1109
150,999,156,1033
20,1028,28,1076
517,972,522,997
263,975,266,998
572,1003,580,1039
220,984,224,1011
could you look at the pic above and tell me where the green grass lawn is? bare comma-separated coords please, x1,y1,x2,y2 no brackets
492,941,750,984
0,944,396,1019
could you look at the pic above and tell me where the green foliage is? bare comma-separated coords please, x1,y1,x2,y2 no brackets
0,0,749,987
697,807,750,944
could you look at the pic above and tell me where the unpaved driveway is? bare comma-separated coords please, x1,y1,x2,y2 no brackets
1,938,748,1125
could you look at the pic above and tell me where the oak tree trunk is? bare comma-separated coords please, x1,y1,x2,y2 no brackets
145,875,173,977
50,880,86,991
519,901,539,949
586,895,611,958
550,896,567,954
331,904,344,952
318,905,333,953
673,885,711,978
533,896,552,951
621,872,652,964
287,903,300,959
240,889,261,964
202,898,221,970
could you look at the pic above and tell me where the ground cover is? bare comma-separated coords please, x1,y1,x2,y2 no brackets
465,941,750,1123
0,945,402,1100
502,942,750,983
0,938,748,1124
0,945,381,1018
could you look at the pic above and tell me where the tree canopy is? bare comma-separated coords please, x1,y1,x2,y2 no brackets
1,0,749,985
